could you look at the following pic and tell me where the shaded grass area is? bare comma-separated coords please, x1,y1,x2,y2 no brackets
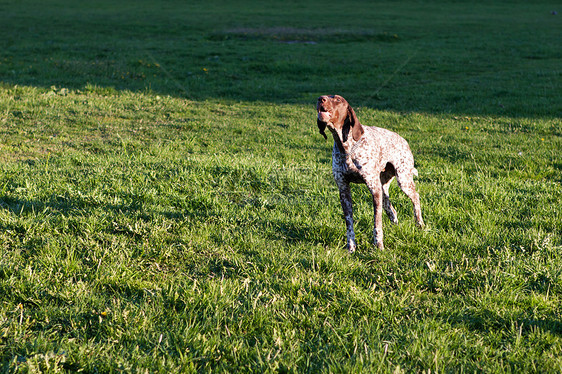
1,0,561,116
1,0,562,372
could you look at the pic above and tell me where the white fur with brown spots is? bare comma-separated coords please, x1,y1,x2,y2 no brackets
317,95,424,252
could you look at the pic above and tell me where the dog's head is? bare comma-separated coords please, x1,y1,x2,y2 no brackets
316,95,363,141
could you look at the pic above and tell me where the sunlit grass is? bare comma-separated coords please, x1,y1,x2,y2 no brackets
1,0,561,372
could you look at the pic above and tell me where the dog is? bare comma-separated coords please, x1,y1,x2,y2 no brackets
316,95,424,252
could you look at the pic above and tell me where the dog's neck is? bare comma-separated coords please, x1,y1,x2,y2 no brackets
331,126,360,155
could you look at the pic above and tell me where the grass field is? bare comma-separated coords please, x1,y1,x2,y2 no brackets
1,0,561,372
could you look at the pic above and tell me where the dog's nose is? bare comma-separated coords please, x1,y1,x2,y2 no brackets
318,96,327,103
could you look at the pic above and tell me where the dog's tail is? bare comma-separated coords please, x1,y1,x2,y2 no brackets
413,168,419,177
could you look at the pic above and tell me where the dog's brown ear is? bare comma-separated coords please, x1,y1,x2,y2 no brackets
317,119,328,139
345,105,364,141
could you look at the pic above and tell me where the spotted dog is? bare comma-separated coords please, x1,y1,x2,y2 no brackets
316,95,424,252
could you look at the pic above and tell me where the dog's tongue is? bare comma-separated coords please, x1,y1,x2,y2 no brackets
318,111,331,122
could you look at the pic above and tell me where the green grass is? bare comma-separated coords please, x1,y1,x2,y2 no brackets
1,0,561,372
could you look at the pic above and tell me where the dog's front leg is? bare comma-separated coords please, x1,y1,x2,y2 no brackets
365,177,385,250
336,178,356,253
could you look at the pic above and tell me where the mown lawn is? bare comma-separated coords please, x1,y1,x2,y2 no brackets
1,1,561,372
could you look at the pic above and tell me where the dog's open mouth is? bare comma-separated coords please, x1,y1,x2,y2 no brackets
317,111,331,122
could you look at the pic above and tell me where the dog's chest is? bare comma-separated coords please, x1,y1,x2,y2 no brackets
332,147,368,183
